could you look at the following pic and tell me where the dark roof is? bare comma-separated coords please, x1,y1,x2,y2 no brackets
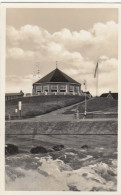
83,91,92,95
100,93,118,100
86,91,91,94
5,91,24,97
34,68,80,85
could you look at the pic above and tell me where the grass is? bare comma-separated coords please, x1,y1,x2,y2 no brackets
63,97,118,114
5,95,85,119
6,120,118,135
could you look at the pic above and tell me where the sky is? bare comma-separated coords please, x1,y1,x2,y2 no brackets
6,8,118,95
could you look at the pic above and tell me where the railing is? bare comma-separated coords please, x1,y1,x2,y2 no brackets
74,112,118,119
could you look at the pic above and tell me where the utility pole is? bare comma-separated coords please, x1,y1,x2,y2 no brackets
33,48,40,78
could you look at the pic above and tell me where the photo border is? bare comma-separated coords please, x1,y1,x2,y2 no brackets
0,2,121,195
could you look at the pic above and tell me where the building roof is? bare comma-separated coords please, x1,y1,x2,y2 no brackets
83,91,92,97
34,68,80,85
100,92,118,100
5,90,24,97
83,91,91,94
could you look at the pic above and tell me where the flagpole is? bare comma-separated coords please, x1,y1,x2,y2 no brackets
96,65,98,97
94,62,99,97
84,80,87,115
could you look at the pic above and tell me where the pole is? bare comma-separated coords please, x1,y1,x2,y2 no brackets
19,110,21,119
95,62,99,97
85,80,87,115
18,101,22,120
96,66,98,97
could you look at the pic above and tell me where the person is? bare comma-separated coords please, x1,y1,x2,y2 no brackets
76,109,79,119
83,111,87,119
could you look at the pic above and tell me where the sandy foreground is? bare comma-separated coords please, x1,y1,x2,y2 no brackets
5,105,118,191
5,134,117,191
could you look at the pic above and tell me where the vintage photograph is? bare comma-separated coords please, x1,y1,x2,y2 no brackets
5,4,118,191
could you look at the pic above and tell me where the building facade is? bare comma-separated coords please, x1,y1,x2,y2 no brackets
100,91,118,100
5,90,24,101
82,91,92,99
33,68,81,95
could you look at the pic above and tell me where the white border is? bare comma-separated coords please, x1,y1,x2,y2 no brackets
0,2,121,195
0,2,6,195
1,0,121,3
1,2,121,8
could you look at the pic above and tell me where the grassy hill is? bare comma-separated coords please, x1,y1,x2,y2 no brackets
5,95,85,119
63,97,118,114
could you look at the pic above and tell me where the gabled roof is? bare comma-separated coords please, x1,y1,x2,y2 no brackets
34,68,80,85
100,93,118,100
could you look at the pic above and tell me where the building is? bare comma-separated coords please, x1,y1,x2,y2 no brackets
5,90,24,101
82,91,92,99
100,91,118,100
33,68,81,95
25,93,32,97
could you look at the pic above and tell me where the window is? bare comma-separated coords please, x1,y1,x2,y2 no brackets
51,84,57,92
75,86,79,93
37,91,41,95
69,85,74,92
36,86,42,92
43,85,49,92
60,85,66,92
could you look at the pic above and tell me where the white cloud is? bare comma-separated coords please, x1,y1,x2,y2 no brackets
7,25,50,46
6,74,39,93
99,58,118,73
7,47,34,60
6,21,118,95
91,21,117,38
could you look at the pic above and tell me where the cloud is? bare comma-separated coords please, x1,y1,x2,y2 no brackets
7,47,34,60
6,55,118,96
6,21,118,95
7,25,50,46
98,58,118,74
6,21,118,61
6,74,39,93
52,21,118,60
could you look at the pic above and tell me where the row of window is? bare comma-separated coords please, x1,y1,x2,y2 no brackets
36,84,79,93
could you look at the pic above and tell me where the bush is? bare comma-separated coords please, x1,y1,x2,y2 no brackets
53,144,65,151
30,146,48,154
5,144,19,155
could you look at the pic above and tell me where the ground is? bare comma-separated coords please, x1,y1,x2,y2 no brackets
5,95,86,119
5,97,118,191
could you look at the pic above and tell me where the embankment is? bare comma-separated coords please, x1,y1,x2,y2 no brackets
6,120,118,135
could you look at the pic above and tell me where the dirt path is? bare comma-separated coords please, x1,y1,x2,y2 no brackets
5,99,96,123
6,100,85,123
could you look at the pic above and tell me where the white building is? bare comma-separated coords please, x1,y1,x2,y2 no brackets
33,68,81,95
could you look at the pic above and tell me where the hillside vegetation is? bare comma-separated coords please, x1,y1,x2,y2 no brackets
5,95,85,119
6,120,118,135
64,97,118,114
